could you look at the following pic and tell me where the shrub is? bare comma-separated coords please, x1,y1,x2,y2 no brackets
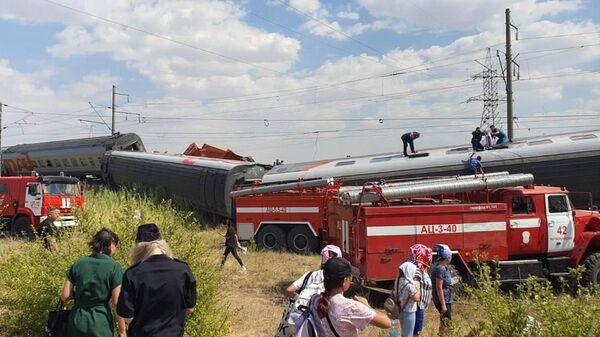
0,188,230,337
448,262,600,337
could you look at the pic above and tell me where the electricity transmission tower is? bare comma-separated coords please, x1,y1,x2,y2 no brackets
467,48,505,131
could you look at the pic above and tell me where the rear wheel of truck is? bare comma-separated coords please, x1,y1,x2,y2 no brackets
287,226,319,254
583,252,600,285
256,226,286,251
11,216,36,241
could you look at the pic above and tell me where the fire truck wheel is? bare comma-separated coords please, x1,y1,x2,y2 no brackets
11,217,36,241
256,226,286,251
287,226,319,254
583,252,600,285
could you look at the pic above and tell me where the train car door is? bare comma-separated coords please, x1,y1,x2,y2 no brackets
545,194,575,253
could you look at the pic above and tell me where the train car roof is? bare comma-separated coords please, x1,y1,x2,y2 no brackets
107,151,269,171
3,133,142,152
262,129,600,183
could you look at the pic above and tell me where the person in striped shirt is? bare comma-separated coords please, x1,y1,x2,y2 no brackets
409,244,433,337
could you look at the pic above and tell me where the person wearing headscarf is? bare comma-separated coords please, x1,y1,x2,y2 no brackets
393,261,421,337
432,244,453,335
277,245,342,337
408,244,433,337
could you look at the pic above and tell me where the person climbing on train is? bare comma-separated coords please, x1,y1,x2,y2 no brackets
471,127,484,152
490,126,509,145
221,219,246,271
401,132,421,157
466,154,484,177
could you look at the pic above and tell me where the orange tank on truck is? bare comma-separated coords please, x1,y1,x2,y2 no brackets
327,183,600,286
0,175,83,240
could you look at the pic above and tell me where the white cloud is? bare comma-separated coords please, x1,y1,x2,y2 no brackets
337,11,359,20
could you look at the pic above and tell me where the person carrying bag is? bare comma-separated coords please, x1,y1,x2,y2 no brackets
45,299,70,337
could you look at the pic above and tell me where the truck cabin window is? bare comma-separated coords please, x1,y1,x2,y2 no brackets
28,184,40,196
548,195,569,213
512,197,535,214
43,183,80,195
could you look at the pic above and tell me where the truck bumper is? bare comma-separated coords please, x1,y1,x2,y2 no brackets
40,215,79,228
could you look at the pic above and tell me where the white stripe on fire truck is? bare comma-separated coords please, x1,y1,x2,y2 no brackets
236,207,320,213
366,222,506,237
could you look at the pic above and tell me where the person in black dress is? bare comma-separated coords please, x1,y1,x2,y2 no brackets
221,219,246,271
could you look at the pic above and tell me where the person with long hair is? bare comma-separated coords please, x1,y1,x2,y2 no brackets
312,257,391,337
117,224,197,337
221,219,246,271
432,244,453,336
60,228,126,337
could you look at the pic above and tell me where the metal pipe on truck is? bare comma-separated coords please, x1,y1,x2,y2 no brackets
230,178,331,198
339,173,534,204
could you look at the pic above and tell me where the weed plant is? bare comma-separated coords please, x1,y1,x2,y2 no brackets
448,261,600,337
0,188,230,337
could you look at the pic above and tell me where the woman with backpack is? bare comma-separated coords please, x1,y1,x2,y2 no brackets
408,244,433,337
393,262,421,337
276,245,342,337
311,257,391,337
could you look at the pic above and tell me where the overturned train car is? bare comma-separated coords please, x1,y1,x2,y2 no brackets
2,133,145,177
101,151,269,220
262,130,600,204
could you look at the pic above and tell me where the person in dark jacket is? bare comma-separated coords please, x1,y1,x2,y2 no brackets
401,132,420,157
117,224,197,337
471,127,484,152
38,206,61,252
221,219,246,271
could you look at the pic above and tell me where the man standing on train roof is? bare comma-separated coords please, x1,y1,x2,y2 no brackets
471,127,484,152
490,125,509,145
401,132,420,157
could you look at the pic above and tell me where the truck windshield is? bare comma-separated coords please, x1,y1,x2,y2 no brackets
43,183,80,195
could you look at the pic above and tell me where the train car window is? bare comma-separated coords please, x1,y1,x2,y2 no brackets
46,160,53,167
370,157,391,163
0,183,8,194
528,139,552,146
335,160,356,167
570,134,597,141
79,158,88,166
62,159,70,167
37,160,47,168
548,195,569,213
512,197,535,214
52,159,62,167
88,157,96,165
71,158,79,167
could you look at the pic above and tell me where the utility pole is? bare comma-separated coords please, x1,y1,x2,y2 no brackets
111,85,129,136
111,85,116,135
505,8,518,141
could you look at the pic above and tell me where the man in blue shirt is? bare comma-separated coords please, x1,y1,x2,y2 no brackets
466,155,483,176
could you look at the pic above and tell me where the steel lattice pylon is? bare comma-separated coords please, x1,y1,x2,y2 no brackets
467,48,505,131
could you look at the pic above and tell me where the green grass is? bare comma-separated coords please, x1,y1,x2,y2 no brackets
0,188,230,337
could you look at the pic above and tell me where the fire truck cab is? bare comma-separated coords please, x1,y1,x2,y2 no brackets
326,185,600,285
0,175,83,240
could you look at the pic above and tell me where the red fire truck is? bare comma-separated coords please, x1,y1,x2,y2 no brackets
0,175,83,240
234,174,600,284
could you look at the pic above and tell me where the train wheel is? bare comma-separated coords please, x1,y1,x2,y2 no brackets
11,217,36,241
583,252,600,285
256,226,286,251
287,226,319,254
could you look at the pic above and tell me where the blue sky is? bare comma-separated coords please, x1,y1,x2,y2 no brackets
1,0,599,163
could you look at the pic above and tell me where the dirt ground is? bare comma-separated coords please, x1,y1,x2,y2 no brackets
203,229,472,337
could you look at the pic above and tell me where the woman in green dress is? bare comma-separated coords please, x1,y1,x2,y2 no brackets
60,229,126,337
